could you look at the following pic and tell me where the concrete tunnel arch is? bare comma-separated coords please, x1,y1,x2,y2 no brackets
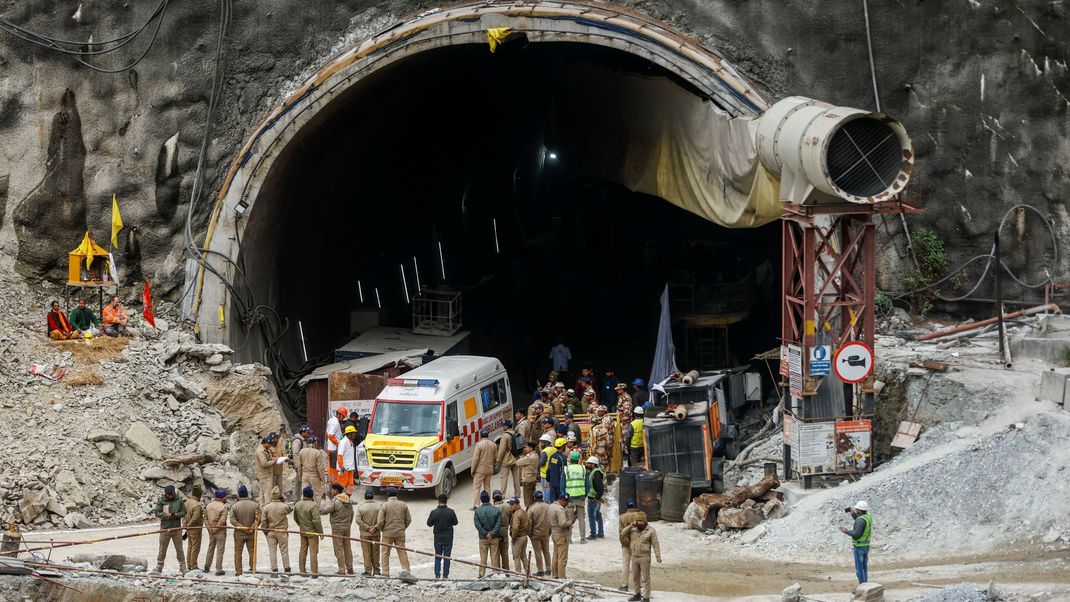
191,2,785,374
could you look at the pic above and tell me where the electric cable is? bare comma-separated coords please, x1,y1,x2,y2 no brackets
0,0,170,72
883,204,1058,302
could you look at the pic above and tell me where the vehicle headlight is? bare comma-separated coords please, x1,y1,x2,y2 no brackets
416,448,432,468
356,447,368,466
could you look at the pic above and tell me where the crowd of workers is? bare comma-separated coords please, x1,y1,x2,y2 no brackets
154,473,661,602
149,366,663,601
46,296,130,339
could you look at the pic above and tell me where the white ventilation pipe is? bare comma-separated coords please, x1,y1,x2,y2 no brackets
755,96,913,205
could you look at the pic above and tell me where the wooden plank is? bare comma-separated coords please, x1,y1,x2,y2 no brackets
890,421,922,449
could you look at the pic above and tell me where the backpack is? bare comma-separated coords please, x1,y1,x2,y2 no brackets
285,434,302,456
509,431,524,456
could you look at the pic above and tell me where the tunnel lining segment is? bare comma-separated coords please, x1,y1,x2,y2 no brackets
193,1,770,343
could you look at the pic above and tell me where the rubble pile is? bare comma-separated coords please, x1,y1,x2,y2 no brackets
0,568,609,602
0,275,287,531
750,409,1070,558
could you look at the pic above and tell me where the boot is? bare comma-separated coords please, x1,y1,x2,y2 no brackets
628,595,642,602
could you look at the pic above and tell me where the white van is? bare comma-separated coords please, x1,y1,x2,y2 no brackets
355,355,513,496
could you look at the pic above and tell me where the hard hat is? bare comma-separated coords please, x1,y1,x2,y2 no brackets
566,432,577,441
336,407,349,417
539,433,554,443
632,378,645,387
555,437,566,448
586,456,600,465
853,501,870,512
633,406,645,415
299,424,312,433
344,425,357,434
569,451,580,461
567,388,575,394
615,383,627,390
554,382,565,388
583,389,594,397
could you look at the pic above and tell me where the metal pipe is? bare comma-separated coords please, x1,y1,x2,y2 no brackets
916,304,1060,341
862,0,881,112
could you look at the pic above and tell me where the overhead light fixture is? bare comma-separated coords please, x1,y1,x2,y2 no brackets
548,152,558,160
234,200,248,216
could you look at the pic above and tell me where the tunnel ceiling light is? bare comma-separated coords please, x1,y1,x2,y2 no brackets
234,200,248,216
358,280,364,304
548,152,558,160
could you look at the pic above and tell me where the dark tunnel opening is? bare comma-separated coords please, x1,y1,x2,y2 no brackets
236,41,780,411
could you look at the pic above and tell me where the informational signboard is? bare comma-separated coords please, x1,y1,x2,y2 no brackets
834,419,873,473
788,345,803,397
791,420,835,475
834,341,874,383
783,413,793,444
809,345,831,376
779,345,789,377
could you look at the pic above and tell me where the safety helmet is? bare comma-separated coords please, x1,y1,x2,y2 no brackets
344,425,357,434
632,378,645,387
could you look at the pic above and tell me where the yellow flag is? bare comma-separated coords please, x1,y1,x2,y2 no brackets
487,27,511,53
110,194,123,248
218,304,225,327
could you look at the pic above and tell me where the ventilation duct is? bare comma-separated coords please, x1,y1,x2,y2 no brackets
755,96,913,205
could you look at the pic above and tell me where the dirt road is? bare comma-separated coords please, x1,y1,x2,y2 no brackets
17,474,1070,600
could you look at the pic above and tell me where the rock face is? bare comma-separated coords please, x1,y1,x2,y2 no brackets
0,1,1064,303
199,373,286,437
12,89,87,281
124,423,163,460
201,464,248,494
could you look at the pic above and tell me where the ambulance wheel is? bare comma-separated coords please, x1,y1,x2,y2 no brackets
434,466,455,498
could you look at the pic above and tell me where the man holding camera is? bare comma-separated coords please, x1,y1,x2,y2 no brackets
840,500,872,584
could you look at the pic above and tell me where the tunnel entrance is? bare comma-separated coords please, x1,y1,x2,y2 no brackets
234,39,779,409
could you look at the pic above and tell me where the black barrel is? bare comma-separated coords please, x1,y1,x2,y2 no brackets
636,470,664,521
661,473,692,522
617,467,643,514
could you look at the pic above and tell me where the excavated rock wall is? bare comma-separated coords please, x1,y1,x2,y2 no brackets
0,1,1066,302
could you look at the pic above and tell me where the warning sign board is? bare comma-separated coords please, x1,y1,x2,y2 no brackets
791,420,835,475
834,419,872,473
809,345,831,376
834,341,874,383
779,345,789,377
787,345,803,397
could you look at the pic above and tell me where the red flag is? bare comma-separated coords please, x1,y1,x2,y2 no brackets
142,279,156,330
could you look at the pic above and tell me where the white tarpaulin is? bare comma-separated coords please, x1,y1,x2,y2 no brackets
550,65,783,228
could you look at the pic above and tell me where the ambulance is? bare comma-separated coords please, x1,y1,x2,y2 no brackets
355,355,513,496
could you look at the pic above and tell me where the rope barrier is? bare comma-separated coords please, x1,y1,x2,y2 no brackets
15,523,626,596
21,559,307,591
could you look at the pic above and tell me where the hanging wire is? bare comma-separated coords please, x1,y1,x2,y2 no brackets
883,204,1058,302
0,0,171,72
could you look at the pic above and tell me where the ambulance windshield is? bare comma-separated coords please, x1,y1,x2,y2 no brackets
371,401,442,436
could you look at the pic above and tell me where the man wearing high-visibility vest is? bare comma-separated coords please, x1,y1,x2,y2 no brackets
537,433,557,502
628,406,645,467
562,451,589,544
840,500,872,584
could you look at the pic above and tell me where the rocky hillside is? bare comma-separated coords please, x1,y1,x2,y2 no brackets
0,272,287,531
0,1,1066,300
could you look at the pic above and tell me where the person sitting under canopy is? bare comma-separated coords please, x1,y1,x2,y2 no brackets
47,301,81,340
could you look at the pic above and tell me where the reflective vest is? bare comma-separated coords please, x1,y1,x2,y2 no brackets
853,513,873,548
539,445,557,479
630,418,644,448
563,463,586,499
587,467,605,499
